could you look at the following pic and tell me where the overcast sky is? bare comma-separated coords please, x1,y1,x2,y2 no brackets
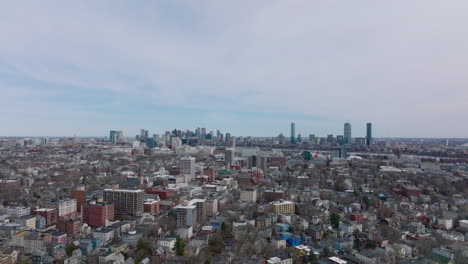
1,1,467,138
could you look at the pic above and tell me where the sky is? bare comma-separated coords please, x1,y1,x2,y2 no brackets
1,1,467,138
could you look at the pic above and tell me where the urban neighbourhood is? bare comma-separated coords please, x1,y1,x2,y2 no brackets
0,123,467,264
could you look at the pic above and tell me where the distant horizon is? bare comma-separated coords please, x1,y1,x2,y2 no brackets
1,1,468,137
1,135,468,141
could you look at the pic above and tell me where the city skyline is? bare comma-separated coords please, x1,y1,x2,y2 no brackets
1,1,468,138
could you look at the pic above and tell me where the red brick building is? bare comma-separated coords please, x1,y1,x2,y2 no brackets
349,212,365,223
146,188,175,200
32,208,57,226
81,202,114,227
143,199,161,214
71,189,87,212
0,179,20,192
56,219,80,237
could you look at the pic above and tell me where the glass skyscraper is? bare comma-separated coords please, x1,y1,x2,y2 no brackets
290,122,296,144
366,123,372,146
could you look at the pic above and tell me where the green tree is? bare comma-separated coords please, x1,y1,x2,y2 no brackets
362,196,370,208
65,245,75,256
330,213,340,229
173,236,185,256
321,247,332,258
221,222,226,234
307,252,317,262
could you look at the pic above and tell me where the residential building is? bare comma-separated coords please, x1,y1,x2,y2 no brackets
103,189,144,219
270,200,295,214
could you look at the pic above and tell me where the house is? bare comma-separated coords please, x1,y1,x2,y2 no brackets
271,236,286,249
355,250,379,264
93,228,115,244
266,256,293,264
158,236,177,254
340,220,362,234
333,237,354,252
279,232,301,247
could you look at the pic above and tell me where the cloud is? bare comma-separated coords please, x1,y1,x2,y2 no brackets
0,1,467,137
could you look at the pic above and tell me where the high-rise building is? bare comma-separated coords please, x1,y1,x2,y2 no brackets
110,130,123,143
225,148,235,164
109,130,116,143
171,137,182,149
180,156,196,177
103,189,144,219
116,131,123,142
174,199,206,228
81,201,115,227
225,133,231,144
366,123,372,146
344,122,352,144
290,123,296,144
140,129,149,142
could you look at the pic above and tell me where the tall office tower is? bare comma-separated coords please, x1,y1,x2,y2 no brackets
366,123,372,146
103,189,144,219
216,130,221,140
290,122,296,144
146,138,156,148
201,128,207,140
225,148,235,164
344,122,352,144
109,130,116,143
230,137,236,148
309,134,316,143
225,133,231,144
140,129,149,142
180,156,196,177
171,137,182,149
327,134,334,143
116,131,123,142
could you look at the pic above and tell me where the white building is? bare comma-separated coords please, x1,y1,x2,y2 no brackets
225,148,235,164
6,206,31,218
171,137,182,149
240,189,257,202
267,256,293,264
158,237,177,253
45,199,77,219
93,228,115,243
180,156,196,178
438,218,453,230
271,236,287,249
177,225,193,240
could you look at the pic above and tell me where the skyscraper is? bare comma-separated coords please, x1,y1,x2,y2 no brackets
344,122,352,144
109,130,116,143
140,129,149,142
116,131,123,143
366,123,372,146
225,148,235,164
290,123,296,144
